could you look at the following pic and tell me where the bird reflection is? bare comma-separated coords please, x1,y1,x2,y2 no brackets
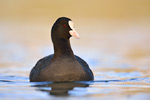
34,82,89,96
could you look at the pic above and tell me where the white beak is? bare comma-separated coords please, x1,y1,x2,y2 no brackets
68,21,80,39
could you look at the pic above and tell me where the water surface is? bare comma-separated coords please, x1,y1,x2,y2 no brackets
0,0,150,100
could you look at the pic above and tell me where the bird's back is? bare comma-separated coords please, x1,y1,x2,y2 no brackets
29,55,94,82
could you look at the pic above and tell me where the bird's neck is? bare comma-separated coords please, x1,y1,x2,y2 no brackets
53,38,75,58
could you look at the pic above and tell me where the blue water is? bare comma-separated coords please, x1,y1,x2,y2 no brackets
0,43,150,100
0,72,150,100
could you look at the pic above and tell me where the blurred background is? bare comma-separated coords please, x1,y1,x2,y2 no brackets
0,0,149,78
0,0,150,100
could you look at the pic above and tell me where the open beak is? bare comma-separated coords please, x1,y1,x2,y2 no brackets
69,21,80,39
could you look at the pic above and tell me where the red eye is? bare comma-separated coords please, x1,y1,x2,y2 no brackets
63,24,67,28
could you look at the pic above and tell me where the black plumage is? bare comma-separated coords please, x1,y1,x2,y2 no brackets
29,17,94,82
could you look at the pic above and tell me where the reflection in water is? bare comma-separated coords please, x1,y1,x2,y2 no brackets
0,0,149,99
0,75,150,100
34,82,89,96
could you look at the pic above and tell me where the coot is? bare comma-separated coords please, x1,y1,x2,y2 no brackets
30,17,94,82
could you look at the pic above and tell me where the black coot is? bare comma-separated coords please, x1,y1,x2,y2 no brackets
29,17,94,82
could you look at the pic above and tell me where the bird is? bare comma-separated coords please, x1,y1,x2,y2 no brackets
29,17,94,82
